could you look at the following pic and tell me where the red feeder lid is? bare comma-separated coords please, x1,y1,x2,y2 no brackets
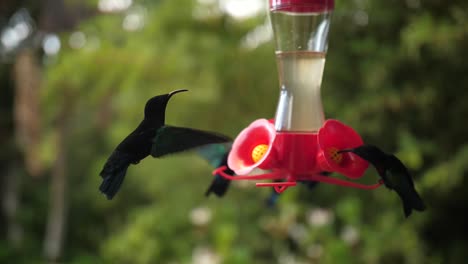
270,0,334,12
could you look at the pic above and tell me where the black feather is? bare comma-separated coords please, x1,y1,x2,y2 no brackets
340,144,426,218
152,126,231,158
99,151,132,199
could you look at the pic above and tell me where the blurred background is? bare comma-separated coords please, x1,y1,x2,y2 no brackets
1,0,468,263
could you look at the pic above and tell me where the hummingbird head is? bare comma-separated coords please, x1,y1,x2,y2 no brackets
144,89,188,121
340,144,387,167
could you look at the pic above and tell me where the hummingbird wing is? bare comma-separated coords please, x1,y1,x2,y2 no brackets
151,126,231,158
196,143,232,167
196,143,233,197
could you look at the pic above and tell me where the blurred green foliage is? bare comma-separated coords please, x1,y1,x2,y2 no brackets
2,0,468,263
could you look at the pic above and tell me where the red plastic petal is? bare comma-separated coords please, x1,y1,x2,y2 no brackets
318,119,368,178
228,119,276,175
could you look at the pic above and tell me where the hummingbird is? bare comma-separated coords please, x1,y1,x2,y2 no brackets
340,144,426,217
99,89,231,199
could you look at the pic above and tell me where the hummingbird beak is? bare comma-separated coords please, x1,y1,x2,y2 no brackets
338,148,353,154
168,89,188,99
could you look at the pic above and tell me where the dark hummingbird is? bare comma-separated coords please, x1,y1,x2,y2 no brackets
99,89,231,199
340,144,426,217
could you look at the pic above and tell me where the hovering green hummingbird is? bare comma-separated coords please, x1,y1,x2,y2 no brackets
99,89,231,199
340,145,426,217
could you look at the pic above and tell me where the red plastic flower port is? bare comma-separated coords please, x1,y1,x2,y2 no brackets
317,119,369,178
227,119,276,175
218,118,381,193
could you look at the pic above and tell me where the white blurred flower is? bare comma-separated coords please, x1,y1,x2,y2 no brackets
288,223,308,243
1,9,35,53
278,254,308,264
122,6,146,31
307,208,334,227
219,0,265,20
14,21,32,40
278,254,295,264
69,31,86,49
42,34,61,56
98,0,132,13
341,225,360,245
353,10,368,26
189,206,212,226
192,246,220,264
1,28,20,51
241,18,272,50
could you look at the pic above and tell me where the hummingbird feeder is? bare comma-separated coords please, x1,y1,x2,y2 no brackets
213,0,384,194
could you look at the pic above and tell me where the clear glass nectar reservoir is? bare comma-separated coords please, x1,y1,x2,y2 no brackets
275,50,326,132
270,1,333,132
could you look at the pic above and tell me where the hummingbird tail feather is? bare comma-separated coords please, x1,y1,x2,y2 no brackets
402,199,413,218
99,164,129,200
410,190,426,212
400,190,426,218
99,151,132,200
205,176,231,197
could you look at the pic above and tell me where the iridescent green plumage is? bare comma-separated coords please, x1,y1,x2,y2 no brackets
196,143,233,197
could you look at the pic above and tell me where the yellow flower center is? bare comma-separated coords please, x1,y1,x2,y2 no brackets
328,147,343,164
251,144,269,163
